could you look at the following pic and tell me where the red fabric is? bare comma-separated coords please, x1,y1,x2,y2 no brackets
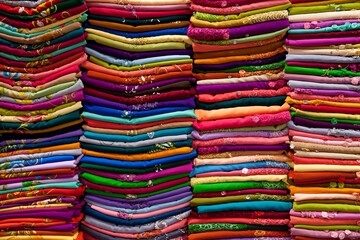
293,104,360,114
0,186,85,200
293,155,360,165
288,29,360,39
84,87,196,104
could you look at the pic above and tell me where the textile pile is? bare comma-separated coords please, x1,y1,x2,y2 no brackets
0,0,88,239
187,0,293,239
78,0,196,239
286,1,360,239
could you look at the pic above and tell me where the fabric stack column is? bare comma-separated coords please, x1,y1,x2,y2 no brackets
187,1,294,240
78,0,197,239
0,0,88,239
285,1,360,239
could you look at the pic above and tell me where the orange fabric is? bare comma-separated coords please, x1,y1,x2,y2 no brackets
0,229,79,236
194,40,285,59
194,47,285,65
0,214,83,228
288,185,360,195
0,143,80,157
194,69,283,80
82,61,193,77
290,216,360,225
193,33,286,53
87,70,193,85
89,19,190,33
82,147,193,161
288,170,356,182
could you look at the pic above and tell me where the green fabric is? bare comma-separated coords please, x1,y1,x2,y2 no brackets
294,225,360,231
0,111,80,130
0,14,87,36
192,181,287,194
81,139,192,154
81,109,196,125
196,96,287,110
80,159,191,175
0,41,86,61
195,3,291,22
90,55,192,70
0,0,84,20
289,21,360,34
291,111,360,125
289,2,360,15
189,223,288,233
191,28,289,45
85,182,190,199
285,65,360,78
191,194,292,206
194,60,286,73
0,102,76,116
198,124,288,134
0,80,78,100
0,182,81,194
89,14,190,26
80,172,188,188
293,202,360,213
87,34,189,52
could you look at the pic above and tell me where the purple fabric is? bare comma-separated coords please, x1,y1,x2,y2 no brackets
191,128,289,140
84,94,195,111
0,90,83,111
85,191,192,209
290,19,359,29
293,117,360,130
82,73,196,92
0,130,82,147
217,238,291,240
86,43,192,60
81,162,193,182
87,186,191,203
194,52,286,71
9,223,78,231
188,20,289,41
198,143,289,154
196,80,287,94
0,210,75,221
0,161,78,174
294,88,360,97
286,36,360,47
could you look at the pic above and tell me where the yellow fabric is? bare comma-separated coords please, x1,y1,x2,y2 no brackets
291,107,360,120
190,175,289,186
286,96,360,108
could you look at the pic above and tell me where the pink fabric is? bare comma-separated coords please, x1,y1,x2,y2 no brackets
285,73,360,85
193,136,289,148
88,202,190,219
191,0,288,15
195,168,289,177
86,2,190,11
289,129,360,142
189,217,289,225
194,155,290,166
292,136,360,147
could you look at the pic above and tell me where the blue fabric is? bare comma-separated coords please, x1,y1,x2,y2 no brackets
0,137,79,153
197,201,293,213
80,150,197,168
0,155,75,169
83,103,190,118
189,161,291,177
83,127,194,142
84,205,191,225
85,24,188,38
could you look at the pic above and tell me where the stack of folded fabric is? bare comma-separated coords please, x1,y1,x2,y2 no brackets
285,1,360,239
78,0,197,239
187,0,294,239
0,0,87,239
